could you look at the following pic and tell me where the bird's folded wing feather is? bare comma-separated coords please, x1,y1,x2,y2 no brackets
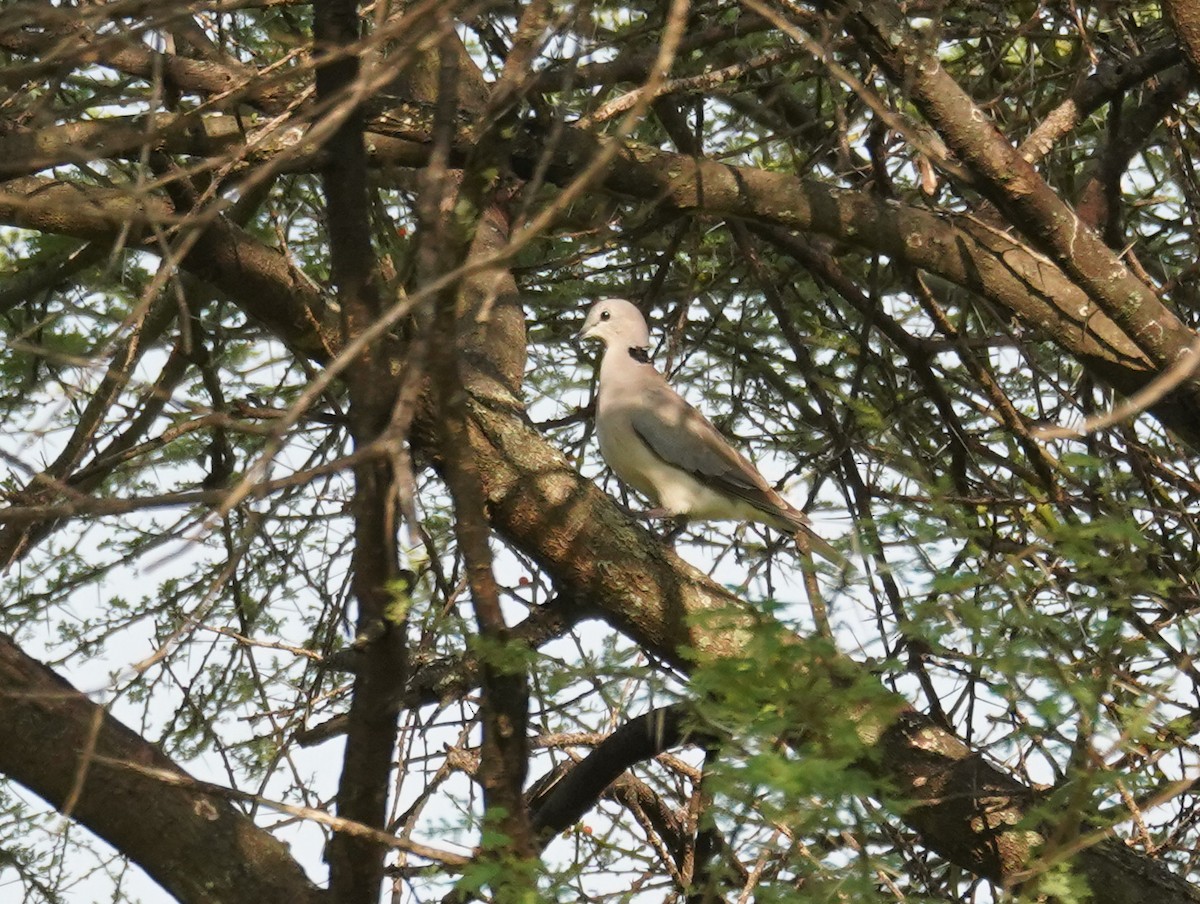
628,381,848,567
628,384,784,514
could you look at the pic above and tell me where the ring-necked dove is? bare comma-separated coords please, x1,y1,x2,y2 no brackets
578,298,843,565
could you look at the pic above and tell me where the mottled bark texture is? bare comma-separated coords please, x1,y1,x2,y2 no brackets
0,633,324,904
1166,0,1200,75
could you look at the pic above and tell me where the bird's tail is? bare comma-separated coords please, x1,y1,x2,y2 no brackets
759,500,850,569
793,525,850,569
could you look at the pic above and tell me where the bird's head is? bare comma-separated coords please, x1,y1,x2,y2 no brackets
577,298,651,350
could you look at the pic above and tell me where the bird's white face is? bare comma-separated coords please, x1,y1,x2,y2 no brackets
577,298,651,348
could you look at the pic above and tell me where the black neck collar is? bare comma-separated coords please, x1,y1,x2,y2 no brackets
627,346,651,364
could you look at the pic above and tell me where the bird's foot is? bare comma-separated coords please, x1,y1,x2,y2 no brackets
634,508,688,542
661,518,688,543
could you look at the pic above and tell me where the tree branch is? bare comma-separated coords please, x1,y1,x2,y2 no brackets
312,1,406,900
821,0,1197,371
6,109,1200,444
529,704,697,839
445,345,1200,902
0,631,324,904
1165,0,1200,76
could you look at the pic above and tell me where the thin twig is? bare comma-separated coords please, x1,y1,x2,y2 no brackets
1036,335,1200,440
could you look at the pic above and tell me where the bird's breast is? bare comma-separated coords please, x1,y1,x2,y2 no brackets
596,402,662,504
596,398,728,518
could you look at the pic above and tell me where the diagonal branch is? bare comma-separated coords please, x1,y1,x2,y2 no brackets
450,363,1199,903
529,704,697,839
818,0,1197,371
7,111,1200,445
0,631,324,904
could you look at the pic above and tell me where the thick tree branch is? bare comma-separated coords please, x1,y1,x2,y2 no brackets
0,3,297,111
7,136,1198,449
0,176,339,359
529,704,696,839
4,164,1194,904
1165,0,1200,76
2,18,1199,897
0,632,324,904
6,107,1199,444
821,0,1197,372
313,1,406,901
1018,45,1186,164
1,154,1195,894
442,342,1199,902
415,12,547,877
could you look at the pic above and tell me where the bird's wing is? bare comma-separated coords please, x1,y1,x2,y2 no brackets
628,381,789,518
619,372,848,567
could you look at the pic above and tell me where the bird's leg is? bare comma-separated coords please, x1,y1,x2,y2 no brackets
661,517,688,543
636,506,674,520
613,500,670,522
645,510,689,542
630,507,688,542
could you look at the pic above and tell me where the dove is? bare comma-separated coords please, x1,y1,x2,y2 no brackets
577,298,843,564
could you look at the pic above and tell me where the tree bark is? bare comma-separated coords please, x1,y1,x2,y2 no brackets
6,116,1199,445
821,0,1196,371
1,12,1198,900
313,1,407,900
0,632,325,904
1165,0,1200,75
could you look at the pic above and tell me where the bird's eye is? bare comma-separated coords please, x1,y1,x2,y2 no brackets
600,310,611,321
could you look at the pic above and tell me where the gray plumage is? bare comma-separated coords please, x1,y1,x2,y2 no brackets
578,298,842,564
